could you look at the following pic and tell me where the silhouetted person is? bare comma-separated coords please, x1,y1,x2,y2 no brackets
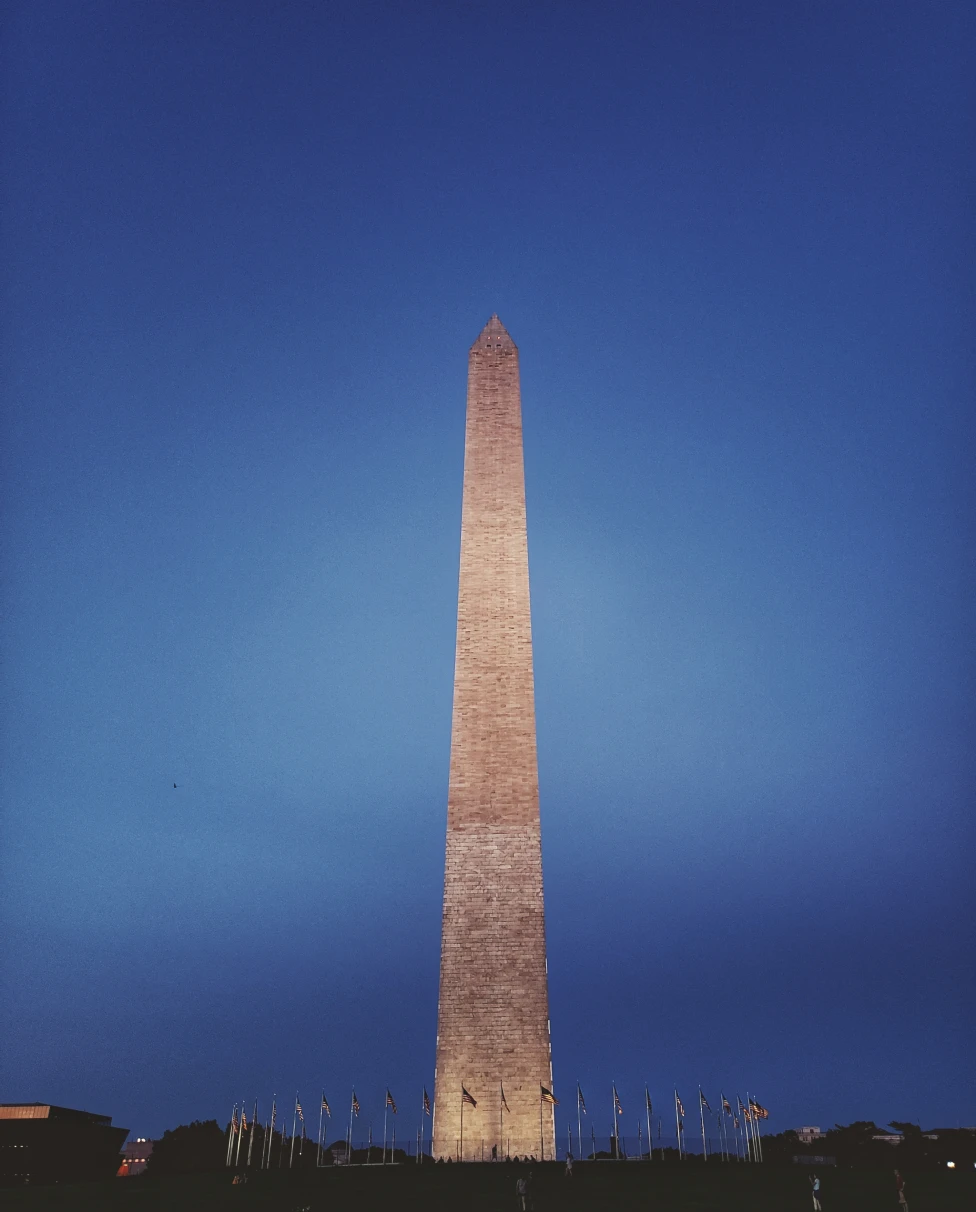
895,1170,908,1210
565,1152,574,1178
810,1173,822,1210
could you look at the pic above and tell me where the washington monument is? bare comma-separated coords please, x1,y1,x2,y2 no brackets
432,317,555,1161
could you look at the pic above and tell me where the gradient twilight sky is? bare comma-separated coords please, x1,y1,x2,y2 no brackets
1,1,973,1145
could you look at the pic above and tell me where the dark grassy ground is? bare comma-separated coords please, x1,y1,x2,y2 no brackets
3,1160,973,1211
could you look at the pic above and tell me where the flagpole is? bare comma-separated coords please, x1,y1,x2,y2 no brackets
246,1099,257,1168
699,1087,707,1160
383,1098,388,1166
459,1085,463,1162
233,1103,241,1167
577,1083,582,1161
500,1082,503,1160
347,1092,354,1164
265,1094,276,1169
539,1092,543,1161
288,1094,298,1168
674,1091,682,1159
645,1088,652,1161
317,1094,324,1168
225,1104,236,1167
751,1099,763,1162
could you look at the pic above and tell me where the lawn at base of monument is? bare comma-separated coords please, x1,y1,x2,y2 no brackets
3,1163,973,1212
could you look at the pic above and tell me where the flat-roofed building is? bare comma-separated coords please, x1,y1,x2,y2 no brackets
0,1103,128,1187
118,1137,153,1176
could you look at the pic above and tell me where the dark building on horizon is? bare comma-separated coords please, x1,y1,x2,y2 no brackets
0,1103,128,1187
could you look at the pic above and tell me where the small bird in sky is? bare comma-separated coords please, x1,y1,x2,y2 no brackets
173,783,178,788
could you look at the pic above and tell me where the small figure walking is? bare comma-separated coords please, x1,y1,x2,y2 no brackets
516,1174,528,1211
894,1169,909,1210
810,1173,822,1211
565,1151,574,1178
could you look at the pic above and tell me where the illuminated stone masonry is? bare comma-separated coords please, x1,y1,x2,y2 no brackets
432,317,555,1161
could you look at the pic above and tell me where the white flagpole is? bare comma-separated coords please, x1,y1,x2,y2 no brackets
539,1092,544,1162
225,1104,236,1167
577,1084,582,1161
383,1098,388,1165
645,1088,652,1161
675,1090,684,1159
459,1086,464,1162
246,1099,258,1167
317,1095,324,1168
289,1094,298,1168
347,1092,355,1164
234,1099,246,1166
698,1087,707,1160
265,1094,276,1169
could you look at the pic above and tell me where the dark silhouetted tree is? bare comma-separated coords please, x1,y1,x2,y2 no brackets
147,1119,226,1174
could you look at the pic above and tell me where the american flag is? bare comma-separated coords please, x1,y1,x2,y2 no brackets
423,1089,431,1116
296,1097,304,1123
462,1087,477,1107
321,1094,331,1117
500,1085,510,1114
699,1091,711,1112
386,1090,397,1114
675,1093,685,1117
541,1085,558,1105
577,1084,587,1114
351,1091,360,1116
613,1085,623,1116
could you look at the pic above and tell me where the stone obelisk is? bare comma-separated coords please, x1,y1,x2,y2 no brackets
433,316,555,1161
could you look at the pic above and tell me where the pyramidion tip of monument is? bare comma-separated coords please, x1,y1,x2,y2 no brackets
471,314,517,353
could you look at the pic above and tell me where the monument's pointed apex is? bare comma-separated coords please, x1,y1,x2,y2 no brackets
472,314,517,352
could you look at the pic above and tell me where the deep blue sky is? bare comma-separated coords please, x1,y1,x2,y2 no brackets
2,1,973,1146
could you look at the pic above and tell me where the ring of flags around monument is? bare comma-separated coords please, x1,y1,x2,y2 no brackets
223,1082,772,1167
